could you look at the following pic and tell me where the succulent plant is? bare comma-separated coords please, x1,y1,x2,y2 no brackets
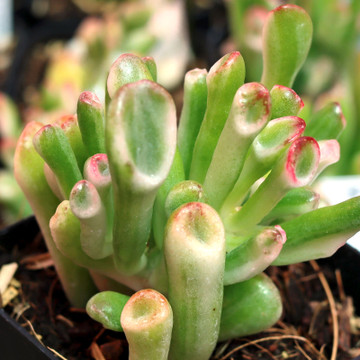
14,5,360,359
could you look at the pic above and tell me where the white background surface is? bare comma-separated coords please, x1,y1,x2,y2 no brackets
315,176,360,251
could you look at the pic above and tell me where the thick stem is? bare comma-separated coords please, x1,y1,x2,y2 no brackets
88,271,133,295
152,149,185,250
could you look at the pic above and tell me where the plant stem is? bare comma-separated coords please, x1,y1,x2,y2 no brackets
152,149,185,250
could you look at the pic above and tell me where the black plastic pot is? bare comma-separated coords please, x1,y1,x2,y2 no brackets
319,243,360,314
0,308,57,360
185,0,229,67
0,216,359,359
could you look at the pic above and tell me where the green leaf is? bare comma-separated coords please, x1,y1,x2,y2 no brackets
106,80,177,274
261,4,313,88
77,91,106,156
219,273,282,340
33,124,82,199
274,196,360,265
121,289,173,360
165,202,225,360
203,82,271,210
270,85,304,119
87,291,130,332
189,52,246,183
177,68,208,178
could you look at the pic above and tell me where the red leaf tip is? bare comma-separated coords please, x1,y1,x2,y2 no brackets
79,91,102,108
285,136,320,186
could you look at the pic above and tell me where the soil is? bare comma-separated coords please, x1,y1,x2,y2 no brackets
0,217,360,360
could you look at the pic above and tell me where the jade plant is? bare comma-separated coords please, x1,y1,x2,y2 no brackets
14,4,360,360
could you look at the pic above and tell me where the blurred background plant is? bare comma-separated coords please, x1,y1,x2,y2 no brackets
0,92,32,225
17,0,190,121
